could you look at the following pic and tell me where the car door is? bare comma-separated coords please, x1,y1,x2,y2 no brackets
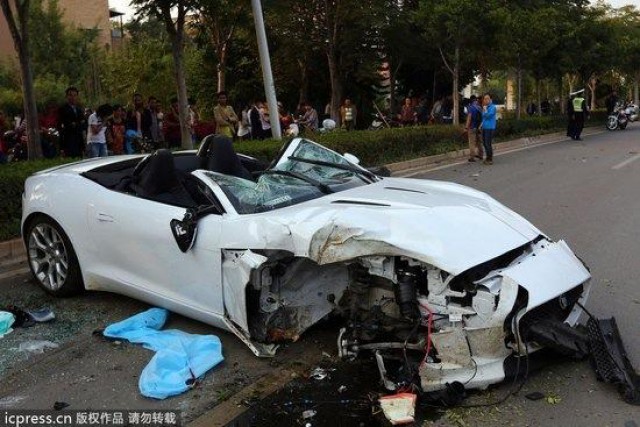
86,185,225,317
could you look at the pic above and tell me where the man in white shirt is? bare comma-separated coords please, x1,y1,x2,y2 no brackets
88,104,111,157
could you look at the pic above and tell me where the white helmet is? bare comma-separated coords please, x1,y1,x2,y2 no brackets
322,119,336,130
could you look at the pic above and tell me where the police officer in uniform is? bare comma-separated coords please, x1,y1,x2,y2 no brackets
571,89,588,140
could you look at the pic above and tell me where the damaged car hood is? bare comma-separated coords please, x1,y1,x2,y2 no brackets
222,177,541,275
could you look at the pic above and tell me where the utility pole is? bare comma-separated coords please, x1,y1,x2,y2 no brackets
251,0,281,139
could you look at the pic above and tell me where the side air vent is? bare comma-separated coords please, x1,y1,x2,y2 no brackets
331,200,390,207
384,186,426,194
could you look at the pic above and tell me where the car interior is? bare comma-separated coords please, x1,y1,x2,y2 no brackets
82,134,268,209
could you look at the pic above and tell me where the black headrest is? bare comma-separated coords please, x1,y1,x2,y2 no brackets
136,149,181,196
201,134,253,181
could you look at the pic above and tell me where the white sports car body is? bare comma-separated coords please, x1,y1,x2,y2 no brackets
22,137,593,393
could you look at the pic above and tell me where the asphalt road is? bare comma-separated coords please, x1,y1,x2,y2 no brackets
412,124,640,426
0,125,639,427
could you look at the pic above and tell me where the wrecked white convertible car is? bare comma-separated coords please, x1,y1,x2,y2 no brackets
21,136,639,402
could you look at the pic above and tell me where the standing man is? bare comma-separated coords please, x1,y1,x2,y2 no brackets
571,89,588,141
163,98,182,148
340,98,356,130
481,93,497,165
213,91,239,138
87,104,112,158
58,86,86,157
249,100,263,140
466,95,483,162
605,90,619,116
566,93,575,138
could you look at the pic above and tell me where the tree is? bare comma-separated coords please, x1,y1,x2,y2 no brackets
131,0,195,149
1,0,42,159
415,0,489,125
195,0,250,93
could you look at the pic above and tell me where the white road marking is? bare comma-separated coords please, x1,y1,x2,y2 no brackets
612,153,640,170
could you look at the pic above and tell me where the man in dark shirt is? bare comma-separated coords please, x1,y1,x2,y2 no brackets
605,90,619,115
58,87,86,157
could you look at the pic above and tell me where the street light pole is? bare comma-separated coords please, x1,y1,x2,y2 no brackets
251,0,282,139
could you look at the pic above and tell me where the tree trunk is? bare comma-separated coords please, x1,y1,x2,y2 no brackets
536,79,541,117
327,49,342,124
452,46,459,125
588,76,597,111
297,59,308,106
217,45,226,92
560,76,565,114
171,31,192,149
18,49,41,159
516,56,522,119
2,0,41,159
388,59,402,118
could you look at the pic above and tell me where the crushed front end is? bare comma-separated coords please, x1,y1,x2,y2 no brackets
337,238,593,393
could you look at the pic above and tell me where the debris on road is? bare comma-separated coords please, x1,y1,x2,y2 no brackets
0,312,14,337
338,385,347,393
379,392,417,425
53,401,69,410
27,308,55,323
103,308,224,400
524,391,545,401
588,317,640,405
545,394,561,405
17,340,59,353
1,306,55,328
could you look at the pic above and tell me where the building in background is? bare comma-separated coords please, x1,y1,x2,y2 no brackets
0,0,124,59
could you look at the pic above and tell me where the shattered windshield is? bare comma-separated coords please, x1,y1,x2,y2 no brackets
202,139,368,214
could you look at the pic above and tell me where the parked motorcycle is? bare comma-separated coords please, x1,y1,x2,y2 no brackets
368,112,400,130
607,103,639,131
3,130,27,162
2,127,60,161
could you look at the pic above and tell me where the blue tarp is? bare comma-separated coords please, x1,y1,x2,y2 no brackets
104,308,224,399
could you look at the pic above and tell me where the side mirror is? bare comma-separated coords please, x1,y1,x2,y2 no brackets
343,153,360,165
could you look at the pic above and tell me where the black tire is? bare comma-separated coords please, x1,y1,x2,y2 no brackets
25,215,84,297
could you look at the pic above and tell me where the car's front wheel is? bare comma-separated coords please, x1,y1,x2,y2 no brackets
26,215,84,296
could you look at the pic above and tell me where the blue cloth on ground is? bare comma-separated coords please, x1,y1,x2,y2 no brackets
0,311,15,337
104,308,224,399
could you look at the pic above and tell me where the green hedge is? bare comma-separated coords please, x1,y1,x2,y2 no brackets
0,113,607,241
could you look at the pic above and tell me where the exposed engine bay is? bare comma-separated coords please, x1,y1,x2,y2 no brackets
227,236,640,404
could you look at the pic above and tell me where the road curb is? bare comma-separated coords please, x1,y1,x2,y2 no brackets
0,238,27,280
386,126,604,176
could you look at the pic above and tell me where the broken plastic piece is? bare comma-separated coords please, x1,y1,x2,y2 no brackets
588,317,640,405
18,340,59,353
27,308,55,323
379,393,417,425
0,312,15,338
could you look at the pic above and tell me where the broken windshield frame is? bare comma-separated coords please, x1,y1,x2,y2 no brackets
287,155,378,183
200,139,372,214
261,170,334,194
